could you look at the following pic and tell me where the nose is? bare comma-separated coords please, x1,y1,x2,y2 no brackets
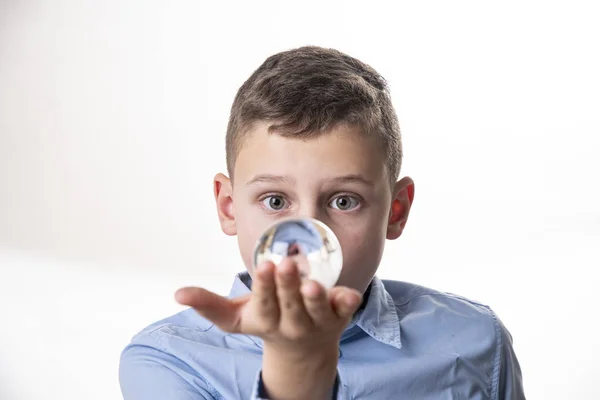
295,204,324,223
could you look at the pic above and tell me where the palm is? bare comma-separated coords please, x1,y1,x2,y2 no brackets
175,260,362,341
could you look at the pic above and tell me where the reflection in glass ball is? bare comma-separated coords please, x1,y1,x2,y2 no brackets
253,217,343,289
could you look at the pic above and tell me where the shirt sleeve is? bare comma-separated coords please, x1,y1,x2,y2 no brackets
251,370,341,400
119,343,216,400
494,317,527,400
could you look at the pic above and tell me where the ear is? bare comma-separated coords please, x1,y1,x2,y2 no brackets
386,176,415,240
214,173,237,236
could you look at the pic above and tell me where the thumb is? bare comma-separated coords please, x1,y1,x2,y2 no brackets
175,287,250,333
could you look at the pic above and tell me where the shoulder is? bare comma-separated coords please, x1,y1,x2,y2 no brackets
119,307,223,376
120,305,260,364
119,309,225,392
121,307,220,355
136,307,214,336
119,307,263,399
382,278,504,362
119,309,225,398
382,279,521,397
373,279,524,397
382,278,496,318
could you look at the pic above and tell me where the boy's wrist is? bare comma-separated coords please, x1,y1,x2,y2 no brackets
262,341,339,400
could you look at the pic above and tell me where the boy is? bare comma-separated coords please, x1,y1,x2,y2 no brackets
119,46,525,399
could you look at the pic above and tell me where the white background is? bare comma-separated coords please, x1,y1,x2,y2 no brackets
1,1,599,399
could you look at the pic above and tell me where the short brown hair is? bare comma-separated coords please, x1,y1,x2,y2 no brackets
225,45,402,187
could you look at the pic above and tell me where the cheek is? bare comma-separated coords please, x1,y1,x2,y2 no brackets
233,200,273,270
341,227,385,267
338,211,388,256
333,213,389,290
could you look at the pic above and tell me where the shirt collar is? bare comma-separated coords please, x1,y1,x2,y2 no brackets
229,272,402,350
352,275,403,350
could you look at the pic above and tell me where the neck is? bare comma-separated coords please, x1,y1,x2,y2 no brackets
356,280,373,313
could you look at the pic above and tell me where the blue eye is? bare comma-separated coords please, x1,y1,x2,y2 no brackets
329,195,359,211
262,195,287,211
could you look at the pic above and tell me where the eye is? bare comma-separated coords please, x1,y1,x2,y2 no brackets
261,195,287,211
329,195,360,211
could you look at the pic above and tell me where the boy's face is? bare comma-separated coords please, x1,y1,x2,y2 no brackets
214,121,414,294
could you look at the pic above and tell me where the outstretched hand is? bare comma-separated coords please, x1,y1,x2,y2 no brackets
175,258,361,350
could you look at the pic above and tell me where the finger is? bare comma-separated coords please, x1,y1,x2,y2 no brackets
329,287,362,320
175,287,248,333
275,258,312,333
301,280,337,326
248,261,279,331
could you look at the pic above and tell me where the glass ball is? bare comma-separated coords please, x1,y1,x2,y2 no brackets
252,217,343,289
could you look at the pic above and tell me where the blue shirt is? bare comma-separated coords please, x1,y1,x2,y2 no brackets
119,273,525,399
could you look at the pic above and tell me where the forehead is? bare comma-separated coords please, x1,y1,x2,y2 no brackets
234,122,388,184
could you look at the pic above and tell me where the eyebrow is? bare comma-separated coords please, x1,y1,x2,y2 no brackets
245,174,295,186
245,174,374,187
328,174,374,187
